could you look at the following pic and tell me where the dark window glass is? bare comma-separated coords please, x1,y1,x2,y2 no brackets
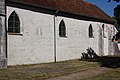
8,11,20,33
89,24,93,38
59,20,66,37
102,24,105,38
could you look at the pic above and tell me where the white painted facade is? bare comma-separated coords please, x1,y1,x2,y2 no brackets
7,6,54,65
7,6,116,65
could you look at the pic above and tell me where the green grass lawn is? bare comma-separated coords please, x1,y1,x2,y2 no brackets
0,59,99,80
81,56,120,80
82,68,120,80
0,57,120,80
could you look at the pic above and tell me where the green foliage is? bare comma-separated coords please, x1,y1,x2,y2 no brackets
112,17,119,31
108,0,120,31
112,16,116,20
114,5,120,20
108,0,120,2
114,5,120,31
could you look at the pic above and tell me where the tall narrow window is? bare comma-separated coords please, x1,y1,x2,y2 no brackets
8,11,20,33
59,20,66,37
89,24,93,38
102,24,106,38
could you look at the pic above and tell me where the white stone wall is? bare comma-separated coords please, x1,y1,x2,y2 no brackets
55,17,99,61
7,6,54,65
7,6,115,65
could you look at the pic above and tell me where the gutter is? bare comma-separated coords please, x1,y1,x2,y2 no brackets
53,10,58,62
5,0,7,59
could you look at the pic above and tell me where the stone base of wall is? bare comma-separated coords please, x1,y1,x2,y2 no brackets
0,59,7,69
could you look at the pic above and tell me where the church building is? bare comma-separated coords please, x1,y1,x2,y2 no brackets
0,0,117,68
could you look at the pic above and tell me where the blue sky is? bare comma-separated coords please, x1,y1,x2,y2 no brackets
86,0,119,17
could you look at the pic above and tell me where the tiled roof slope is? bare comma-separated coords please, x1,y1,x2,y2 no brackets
7,0,115,24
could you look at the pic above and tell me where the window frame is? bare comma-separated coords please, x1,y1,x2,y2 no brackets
102,24,106,38
59,20,67,37
89,24,94,38
8,11,21,34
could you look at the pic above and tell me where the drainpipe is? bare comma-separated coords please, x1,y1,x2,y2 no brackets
54,10,58,62
5,0,7,59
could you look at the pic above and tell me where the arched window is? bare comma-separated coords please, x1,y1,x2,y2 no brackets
59,20,66,37
102,24,106,38
8,11,20,33
89,24,93,38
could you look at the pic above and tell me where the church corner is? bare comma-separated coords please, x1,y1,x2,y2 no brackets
0,0,7,68
0,0,118,68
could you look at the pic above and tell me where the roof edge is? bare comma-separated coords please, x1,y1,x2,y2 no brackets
6,0,116,25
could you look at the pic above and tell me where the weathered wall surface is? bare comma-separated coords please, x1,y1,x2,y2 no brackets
0,0,5,14
0,0,7,68
55,17,99,61
7,6,54,65
7,6,115,65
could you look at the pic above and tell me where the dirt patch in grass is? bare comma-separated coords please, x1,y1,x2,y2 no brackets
0,59,100,80
81,68,120,80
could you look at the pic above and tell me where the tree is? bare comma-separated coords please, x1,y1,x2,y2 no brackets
108,0,120,2
114,5,120,25
108,0,120,30
114,5,120,31
108,0,120,41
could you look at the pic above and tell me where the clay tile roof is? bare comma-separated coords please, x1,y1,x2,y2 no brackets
7,0,115,24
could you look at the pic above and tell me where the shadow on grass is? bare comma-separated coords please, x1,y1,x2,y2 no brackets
81,56,120,68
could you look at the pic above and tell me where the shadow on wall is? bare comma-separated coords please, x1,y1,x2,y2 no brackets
81,48,120,68
112,31,120,55
113,42,120,55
